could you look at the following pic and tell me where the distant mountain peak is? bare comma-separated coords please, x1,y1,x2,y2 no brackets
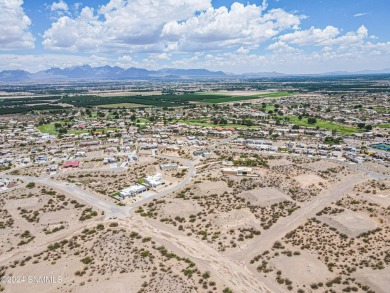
0,65,226,82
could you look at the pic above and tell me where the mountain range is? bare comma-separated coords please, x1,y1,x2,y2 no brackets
1,65,390,82
0,65,226,82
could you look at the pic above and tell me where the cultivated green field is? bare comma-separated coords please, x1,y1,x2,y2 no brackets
97,103,150,109
198,92,293,103
200,96,263,103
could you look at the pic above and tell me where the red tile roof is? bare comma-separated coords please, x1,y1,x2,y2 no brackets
63,160,80,168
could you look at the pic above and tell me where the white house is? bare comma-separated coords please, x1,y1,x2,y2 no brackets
119,184,147,198
144,173,165,188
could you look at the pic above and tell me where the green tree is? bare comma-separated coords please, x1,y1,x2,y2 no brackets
357,123,366,129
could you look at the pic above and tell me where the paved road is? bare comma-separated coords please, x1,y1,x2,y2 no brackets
208,134,239,149
1,154,197,219
2,174,132,219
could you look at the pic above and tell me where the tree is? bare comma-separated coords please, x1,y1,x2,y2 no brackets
365,125,372,131
298,115,303,120
307,117,317,124
58,128,68,134
357,123,366,129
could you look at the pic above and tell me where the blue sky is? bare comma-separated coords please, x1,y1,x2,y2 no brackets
1,0,389,73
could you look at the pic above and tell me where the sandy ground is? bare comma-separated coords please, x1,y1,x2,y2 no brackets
362,192,390,206
213,209,258,230
319,209,378,237
361,161,390,175
269,251,336,284
267,158,293,167
160,199,203,217
238,187,290,206
294,174,325,188
353,267,390,293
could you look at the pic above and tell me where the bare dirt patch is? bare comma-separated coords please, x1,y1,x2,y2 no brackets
294,174,325,188
160,200,203,218
319,209,378,237
353,267,390,293
270,251,336,284
238,188,290,206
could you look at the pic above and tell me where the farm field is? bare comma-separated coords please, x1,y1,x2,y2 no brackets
97,103,150,108
195,91,293,103
0,92,294,112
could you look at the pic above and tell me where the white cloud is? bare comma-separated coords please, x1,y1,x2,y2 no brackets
43,0,303,53
236,47,249,54
267,41,301,54
51,0,69,12
169,40,390,74
0,54,110,72
278,25,369,48
43,0,211,52
0,0,35,50
354,12,368,17
162,4,302,51
279,26,340,46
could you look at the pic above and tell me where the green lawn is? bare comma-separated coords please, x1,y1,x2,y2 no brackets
374,108,389,114
254,104,275,112
38,123,117,136
38,123,89,135
37,124,57,135
377,124,390,129
281,116,360,135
